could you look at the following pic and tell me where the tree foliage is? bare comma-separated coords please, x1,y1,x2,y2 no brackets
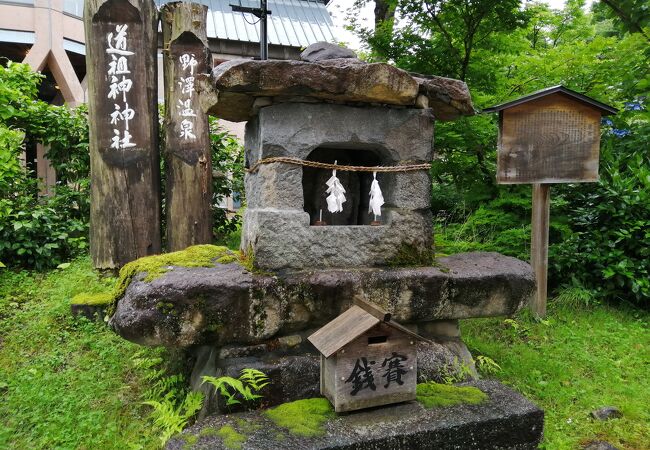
0,62,89,269
1,61,245,268
349,0,650,305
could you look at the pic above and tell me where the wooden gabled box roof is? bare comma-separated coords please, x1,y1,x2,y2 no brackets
483,85,617,116
308,300,430,358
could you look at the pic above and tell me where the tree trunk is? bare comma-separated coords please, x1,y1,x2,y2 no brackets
161,2,213,251
84,0,161,269
374,0,397,31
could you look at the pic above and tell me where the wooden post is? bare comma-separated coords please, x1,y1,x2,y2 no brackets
84,0,161,269
530,183,550,317
161,2,213,251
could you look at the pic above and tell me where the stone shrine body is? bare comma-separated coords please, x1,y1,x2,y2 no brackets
207,48,472,271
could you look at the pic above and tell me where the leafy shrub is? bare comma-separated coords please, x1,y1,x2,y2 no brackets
0,62,90,269
551,111,650,305
210,118,245,241
434,190,534,260
0,196,87,270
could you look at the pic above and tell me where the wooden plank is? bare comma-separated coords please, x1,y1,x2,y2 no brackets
497,93,601,184
85,0,161,269
161,2,213,251
333,323,417,412
354,298,391,322
308,305,379,358
530,183,550,317
322,354,336,405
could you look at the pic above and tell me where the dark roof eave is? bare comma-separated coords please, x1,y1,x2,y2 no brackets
482,85,618,116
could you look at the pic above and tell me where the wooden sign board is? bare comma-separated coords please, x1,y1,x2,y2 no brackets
497,93,601,184
485,86,616,317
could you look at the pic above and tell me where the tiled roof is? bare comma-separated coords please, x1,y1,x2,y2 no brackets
157,0,335,48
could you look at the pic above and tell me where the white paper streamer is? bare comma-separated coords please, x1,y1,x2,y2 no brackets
368,171,384,217
325,162,346,213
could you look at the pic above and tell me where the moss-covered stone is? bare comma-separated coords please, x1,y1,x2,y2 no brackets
198,426,220,438
70,292,113,306
176,432,198,450
107,245,235,315
216,254,239,264
264,397,334,437
234,418,262,434
386,242,433,267
216,425,246,450
416,382,488,409
431,258,450,273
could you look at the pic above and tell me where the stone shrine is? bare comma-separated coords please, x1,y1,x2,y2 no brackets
199,50,473,271
109,42,543,449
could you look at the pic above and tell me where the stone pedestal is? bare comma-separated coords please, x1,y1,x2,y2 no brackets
167,380,544,450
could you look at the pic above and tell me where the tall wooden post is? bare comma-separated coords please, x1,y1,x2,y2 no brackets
85,0,161,269
530,183,550,317
161,2,213,251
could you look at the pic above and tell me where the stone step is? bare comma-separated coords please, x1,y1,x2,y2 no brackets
166,380,544,450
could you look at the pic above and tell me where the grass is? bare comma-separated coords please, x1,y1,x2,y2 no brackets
0,257,165,449
1,251,648,449
463,302,649,450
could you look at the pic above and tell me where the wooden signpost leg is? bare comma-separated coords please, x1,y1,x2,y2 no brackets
530,183,551,317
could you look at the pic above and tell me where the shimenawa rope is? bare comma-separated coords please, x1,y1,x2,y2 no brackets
246,157,431,174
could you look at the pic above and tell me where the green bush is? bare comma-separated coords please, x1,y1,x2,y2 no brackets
210,118,245,241
551,111,650,305
1,63,245,267
0,62,89,269
434,190,534,260
0,196,87,270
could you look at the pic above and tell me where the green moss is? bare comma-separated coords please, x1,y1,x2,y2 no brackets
176,433,198,450
238,246,256,273
216,254,238,264
265,398,334,437
198,427,219,438
216,425,246,450
386,242,433,267
416,382,488,409
431,258,450,273
155,301,176,315
234,418,261,434
70,292,112,306
107,245,235,314
205,321,223,332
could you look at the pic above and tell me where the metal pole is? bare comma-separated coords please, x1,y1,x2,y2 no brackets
260,0,268,60
230,1,271,60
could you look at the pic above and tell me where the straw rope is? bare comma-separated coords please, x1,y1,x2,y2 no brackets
246,157,431,174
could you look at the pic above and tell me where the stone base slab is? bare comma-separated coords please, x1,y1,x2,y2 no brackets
110,252,534,347
167,380,544,450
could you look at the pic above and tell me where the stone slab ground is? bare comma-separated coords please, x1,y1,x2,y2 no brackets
166,380,544,450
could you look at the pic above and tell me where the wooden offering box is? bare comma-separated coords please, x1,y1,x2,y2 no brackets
308,303,427,413
484,85,617,184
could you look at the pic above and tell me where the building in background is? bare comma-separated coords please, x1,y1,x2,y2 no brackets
0,0,335,191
